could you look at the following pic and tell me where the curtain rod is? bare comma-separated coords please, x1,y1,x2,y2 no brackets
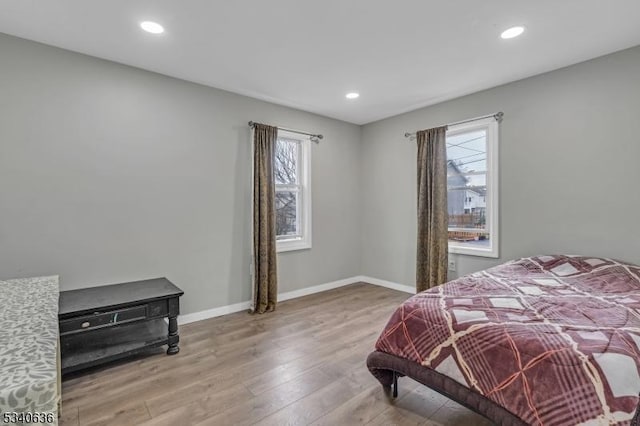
404,112,504,140
248,121,323,143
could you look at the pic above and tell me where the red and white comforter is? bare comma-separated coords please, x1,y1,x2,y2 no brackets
376,255,640,425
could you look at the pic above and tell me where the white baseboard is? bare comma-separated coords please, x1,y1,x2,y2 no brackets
355,275,415,294
178,275,413,325
178,300,252,325
277,276,361,302
178,276,361,325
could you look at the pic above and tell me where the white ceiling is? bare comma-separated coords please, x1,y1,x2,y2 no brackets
1,1,639,124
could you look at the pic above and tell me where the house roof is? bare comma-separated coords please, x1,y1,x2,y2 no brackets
447,160,469,184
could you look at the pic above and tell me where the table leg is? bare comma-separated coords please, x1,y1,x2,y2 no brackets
167,316,180,355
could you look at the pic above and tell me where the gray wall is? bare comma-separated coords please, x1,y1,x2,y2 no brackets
2,32,639,314
361,46,640,286
0,33,362,315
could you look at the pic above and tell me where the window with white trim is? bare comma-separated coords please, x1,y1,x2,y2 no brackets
446,117,499,258
274,130,311,252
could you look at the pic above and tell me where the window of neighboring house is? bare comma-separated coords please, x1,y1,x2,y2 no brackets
446,117,499,258
274,130,311,252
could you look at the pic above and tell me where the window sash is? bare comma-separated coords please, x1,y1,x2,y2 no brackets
275,138,301,186
275,188,302,240
275,137,301,240
274,130,311,252
447,185,486,191
448,170,486,178
445,117,499,258
275,184,301,192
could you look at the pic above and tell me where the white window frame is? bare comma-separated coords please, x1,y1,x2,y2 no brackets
275,130,312,253
446,117,499,258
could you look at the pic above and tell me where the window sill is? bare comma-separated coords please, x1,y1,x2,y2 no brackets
277,239,311,253
449,245,499,258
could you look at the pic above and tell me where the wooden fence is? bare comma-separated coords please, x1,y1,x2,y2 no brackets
448,213,487,242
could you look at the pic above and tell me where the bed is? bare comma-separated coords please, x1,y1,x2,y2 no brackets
367,255,640,425
0,276,60,426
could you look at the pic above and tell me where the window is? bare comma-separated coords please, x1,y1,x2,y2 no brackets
446,117,499,258
274,130,311,252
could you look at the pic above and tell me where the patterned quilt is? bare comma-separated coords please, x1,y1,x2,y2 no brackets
0,276,59,425
375,255,640,425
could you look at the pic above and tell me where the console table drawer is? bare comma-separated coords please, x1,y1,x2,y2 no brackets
60,305,147,335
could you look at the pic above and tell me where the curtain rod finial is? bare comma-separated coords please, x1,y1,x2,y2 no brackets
404,132,412,138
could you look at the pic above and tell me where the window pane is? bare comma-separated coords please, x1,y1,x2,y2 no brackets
275,138,299,185
447,130,487,173
447,185,487,221
275,190,299,238
447,129,489,249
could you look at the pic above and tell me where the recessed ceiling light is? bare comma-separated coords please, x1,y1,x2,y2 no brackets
140,21,165,34
345,92,360,99
501,26,525,39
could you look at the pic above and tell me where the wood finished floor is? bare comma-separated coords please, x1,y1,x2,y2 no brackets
60,283,492,426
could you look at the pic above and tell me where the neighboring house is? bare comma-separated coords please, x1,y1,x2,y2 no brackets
464,187,486,214
448,161,486,215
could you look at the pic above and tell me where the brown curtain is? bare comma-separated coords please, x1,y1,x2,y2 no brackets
416,126,448,292
252,123,278,313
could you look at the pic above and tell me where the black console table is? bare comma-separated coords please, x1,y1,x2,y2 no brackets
59,278,184,375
